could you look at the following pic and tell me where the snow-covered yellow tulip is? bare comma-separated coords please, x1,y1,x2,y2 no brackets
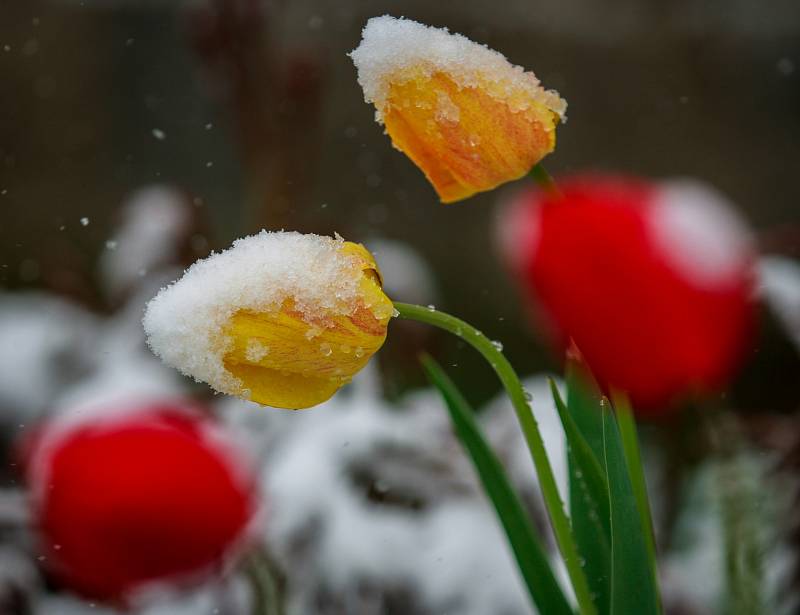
143,232,393,409
350,16,567,203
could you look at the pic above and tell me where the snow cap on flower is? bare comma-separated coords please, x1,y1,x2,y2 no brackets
499,175,755,413
143,231,393,409
26,400,257,602
350,15,566,203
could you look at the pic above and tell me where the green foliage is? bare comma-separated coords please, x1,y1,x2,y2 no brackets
561,359,661,615
415,339,664,615
421,355,574,615
602,406,661,614
553,373,611,614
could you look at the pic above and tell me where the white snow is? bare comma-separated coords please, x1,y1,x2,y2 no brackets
219,368,543,615
143,231,387,399
648,179,754,289
100,185,191,300
759,256,800,350
349,15,567,123
0,293,97,422
34,577,251,615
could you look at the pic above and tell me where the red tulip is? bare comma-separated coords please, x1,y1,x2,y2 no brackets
500,175,756,413
26,401,258,602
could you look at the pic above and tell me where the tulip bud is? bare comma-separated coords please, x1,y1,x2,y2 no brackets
26,401,257,601
143,231,393,409
350,15,566,203
499,175,756,413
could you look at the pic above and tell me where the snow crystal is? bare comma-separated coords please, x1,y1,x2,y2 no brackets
349,15,567,122
648,180,753,289
143,231,376,398
245,339,270,362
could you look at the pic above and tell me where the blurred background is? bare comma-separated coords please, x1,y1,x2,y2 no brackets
2,0,799,403
0,1,799,614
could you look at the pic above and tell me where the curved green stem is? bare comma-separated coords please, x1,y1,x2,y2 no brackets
245,548,284,615
394,302,596,615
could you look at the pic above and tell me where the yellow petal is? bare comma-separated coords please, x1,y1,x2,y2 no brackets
383,69,559,203
221,242,393,409
350,16,566,204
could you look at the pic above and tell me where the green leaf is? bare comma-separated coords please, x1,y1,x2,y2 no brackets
565,358,605,460
549,379,610,536
421,355,574,615
562,364,612,614
611,392,659,574
602,404,660,615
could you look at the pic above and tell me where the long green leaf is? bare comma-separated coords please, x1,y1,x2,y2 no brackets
611,391,659,577
396,304,596,615
421,355,574,615
549,378,610,536
565,357,605,459
564,361,611,614
602,404,660,615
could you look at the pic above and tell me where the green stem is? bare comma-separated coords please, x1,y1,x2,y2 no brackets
394,302,596,615
245,548,284,615
529,163,562,198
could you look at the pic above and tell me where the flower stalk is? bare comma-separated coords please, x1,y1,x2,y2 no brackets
393,302,597,615
245,548,284,615
529,163,562,198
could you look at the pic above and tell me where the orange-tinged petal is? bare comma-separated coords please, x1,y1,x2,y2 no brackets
383,69,559,203
221,242,393,409
143,232,394,411
351,16,566,203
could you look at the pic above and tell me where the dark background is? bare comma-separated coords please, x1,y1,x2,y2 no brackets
1,0,799,409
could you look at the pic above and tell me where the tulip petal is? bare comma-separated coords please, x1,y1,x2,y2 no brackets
221,242,393,409
223,300,390,409
144,233,393,410
351,16,566,203
384,70,558,203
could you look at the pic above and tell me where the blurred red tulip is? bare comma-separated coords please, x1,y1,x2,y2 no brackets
500,175,756,413
26,401,258,602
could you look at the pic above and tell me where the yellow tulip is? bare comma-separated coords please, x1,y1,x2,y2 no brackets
143,232,394,410
222,243,393,409
351,16,567,203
